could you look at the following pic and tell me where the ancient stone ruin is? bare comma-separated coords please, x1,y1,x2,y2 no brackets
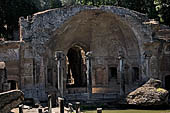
0,5,170,103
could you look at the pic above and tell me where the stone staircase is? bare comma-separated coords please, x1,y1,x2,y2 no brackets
64,92,120,104
63,78,142,105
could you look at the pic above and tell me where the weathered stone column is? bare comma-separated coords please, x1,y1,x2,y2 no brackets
86,51,93,99
118,50,125,96
68,103,73,113
48,94,52,113
143,50,152,77
75,102,80,113
58,97,64,113
38,108,42,113
97,108,102,113
19,104,23,113
55,51,65,97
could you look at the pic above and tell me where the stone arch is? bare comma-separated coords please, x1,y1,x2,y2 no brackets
48,10,140,58
20,5,150,58
44,9,141,94
65,42,89,55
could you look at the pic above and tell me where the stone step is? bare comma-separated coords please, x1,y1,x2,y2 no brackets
64,93,119,102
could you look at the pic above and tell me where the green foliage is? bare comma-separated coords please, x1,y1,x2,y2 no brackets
155,0,170,25
61,0,76,6
71,0,158,19
65,0,169,26
120,0,158,19
50,0,62,8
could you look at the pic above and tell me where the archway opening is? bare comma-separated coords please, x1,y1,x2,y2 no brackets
165,75,170,90
66,45,87,88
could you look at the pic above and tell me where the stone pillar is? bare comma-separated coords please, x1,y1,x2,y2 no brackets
3,82,10,92
68,103,73,112
48,95,52,113
143,51,152,77
118,50,125,96
51,93,56,107
55,51,65,97
38,108,42,113
58,97,64,113
19,104,23,113
97,108,102,113
75,102,80,113
86,51,93,99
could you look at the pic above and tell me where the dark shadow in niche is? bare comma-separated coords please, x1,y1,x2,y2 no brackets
66,45,87,88
132,67,139,82
165,75,170,90
7,80,17,90
108,67,117,81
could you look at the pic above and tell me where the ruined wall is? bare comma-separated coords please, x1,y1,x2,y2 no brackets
0,42,20,85
17,5,170,100
0,62,6,92
0,41,47,100
142,23,170,88
19,42,47,101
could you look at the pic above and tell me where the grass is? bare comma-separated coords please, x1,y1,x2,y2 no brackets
83,109,170,113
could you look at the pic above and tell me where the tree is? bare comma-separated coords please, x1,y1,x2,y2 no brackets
50,0,62,8
69,0,169,25
61,0,76,6
155,0,170,26
0,0,38,40
120,0,158,19
0,0,62,40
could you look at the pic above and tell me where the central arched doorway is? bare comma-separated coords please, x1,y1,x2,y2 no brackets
66,45,87,93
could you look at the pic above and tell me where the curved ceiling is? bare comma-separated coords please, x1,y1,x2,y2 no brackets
48,10,140,61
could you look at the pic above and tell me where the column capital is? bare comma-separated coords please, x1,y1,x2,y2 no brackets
143,50,152,59
55,51,65,60
118,50,125,60
58,97,64,102
86,51,93,57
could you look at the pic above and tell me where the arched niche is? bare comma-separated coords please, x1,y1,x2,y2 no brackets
46,9,141,94
48,10,140,59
